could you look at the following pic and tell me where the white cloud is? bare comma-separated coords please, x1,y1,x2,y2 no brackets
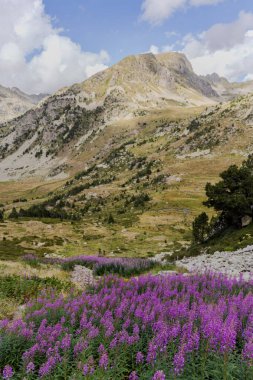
141,0,225,24
190,0,223,5
149,45,160,54
148,44,176,54
180,11,253,81
141,0,186,24
0,0,109,94
150,11,253,82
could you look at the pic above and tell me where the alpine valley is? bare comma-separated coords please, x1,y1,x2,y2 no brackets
1,52,253,261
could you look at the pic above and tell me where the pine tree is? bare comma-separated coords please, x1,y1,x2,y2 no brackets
192,212,209,243
107,213,115,224
9,207,19,219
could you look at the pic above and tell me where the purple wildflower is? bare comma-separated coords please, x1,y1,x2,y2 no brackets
26,362,35,374
83,364,89,376
147,342,157,364
2,365,14,379
60,334,71,351
153,370,166,380
38,356,58,377
98,343,105,354
129,371,139,380
136,351,144,364
173,350,185,375
99,352,109,370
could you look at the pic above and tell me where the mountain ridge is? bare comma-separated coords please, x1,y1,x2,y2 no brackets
1,51,253,182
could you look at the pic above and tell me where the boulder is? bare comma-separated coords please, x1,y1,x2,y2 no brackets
241,215,252,227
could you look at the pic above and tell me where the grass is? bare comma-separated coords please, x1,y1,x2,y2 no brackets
0,275,71,303
0,259,70,280
0,275,71,320
0,259,71,319
189,224,253,256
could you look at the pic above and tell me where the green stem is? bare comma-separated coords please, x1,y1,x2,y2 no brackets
223,352,228,380
201,342,208,380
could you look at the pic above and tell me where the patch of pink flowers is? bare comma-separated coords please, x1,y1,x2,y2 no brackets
1,272,253,378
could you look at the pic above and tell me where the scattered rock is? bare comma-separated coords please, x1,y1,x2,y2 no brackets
241,215,252,227
71,265,95,288
176,245,253,280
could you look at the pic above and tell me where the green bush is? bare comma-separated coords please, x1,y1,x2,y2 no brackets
0,275,71,303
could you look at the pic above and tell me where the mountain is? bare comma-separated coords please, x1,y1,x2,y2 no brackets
203,73,253,100
0,52,221,181
0,85,48,124
10,87,48,104
1,51,253,182
67,52,219,110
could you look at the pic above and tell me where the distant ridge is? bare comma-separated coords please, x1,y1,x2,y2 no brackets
0,85,48,123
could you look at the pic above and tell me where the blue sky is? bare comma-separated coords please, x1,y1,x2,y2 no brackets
44,0,253,64
1,0,253,93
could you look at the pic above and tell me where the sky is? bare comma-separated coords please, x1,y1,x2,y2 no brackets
0,0,253,94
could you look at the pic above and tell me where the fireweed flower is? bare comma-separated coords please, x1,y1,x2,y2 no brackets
153,370,166,380
3,272,253,378
83,364,89,376
129,371,139,380
243,340,253,363
60,334,72,351
109,336,118,349
99,352,109,370
136,351,144,364
147,342,157,364
26,362,35,373
98,343,106,354
38,356,59,377
2,365,14,379
173,350,185,375
74,338,88,356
